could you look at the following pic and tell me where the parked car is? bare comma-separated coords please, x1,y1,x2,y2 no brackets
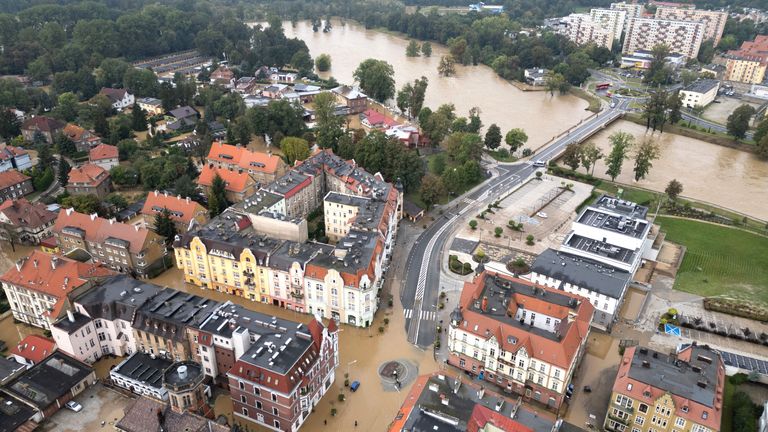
65,401,83,412
350,381,361,392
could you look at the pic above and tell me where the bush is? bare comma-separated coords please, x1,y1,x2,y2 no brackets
469,220,477,230
383,318,390,325
522,148,533,157
525,234,535,246
331,408,338,416
378,326,385,333
338,393,345,402
494,227,503,237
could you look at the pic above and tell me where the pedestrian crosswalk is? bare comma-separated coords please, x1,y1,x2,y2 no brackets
403,309,438,321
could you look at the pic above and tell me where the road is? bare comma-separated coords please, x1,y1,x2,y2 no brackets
401,98,630,347
681,111,755,140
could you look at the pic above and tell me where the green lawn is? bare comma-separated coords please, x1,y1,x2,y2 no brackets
657,216,768,305
721,377,735,432
486,149,518,163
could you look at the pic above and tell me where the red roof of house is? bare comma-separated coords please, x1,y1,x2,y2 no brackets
467,405,533,432
53,208,155,255
0,198,57,228
10,335,56,364
141,191,207,225
89,144,118,161
68,163,110,186
206,142,284,174
362,109,399,128
0,170,30,189
100,87,129,103
197,164,254,193
21,116,65,132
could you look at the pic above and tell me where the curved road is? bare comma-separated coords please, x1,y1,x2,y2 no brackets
402,98,630,347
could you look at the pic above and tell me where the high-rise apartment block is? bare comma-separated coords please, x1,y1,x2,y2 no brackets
623,17,703,59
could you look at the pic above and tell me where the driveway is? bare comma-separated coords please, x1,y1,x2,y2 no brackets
40,383,133,432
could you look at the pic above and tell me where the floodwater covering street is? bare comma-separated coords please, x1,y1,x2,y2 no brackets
276,19,592,147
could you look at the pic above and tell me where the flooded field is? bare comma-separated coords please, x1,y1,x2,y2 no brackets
275,19,591,147
587,120,768,219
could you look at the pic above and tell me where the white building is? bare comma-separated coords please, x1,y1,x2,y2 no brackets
109,352,172,400
100,88,135,111
623,17,704,59
590,8,627,41
560,13,616,50
679,79,720,108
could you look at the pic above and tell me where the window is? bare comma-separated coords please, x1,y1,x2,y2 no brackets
254,387,260,396
272,407,279,415
675,418,686,428
241,395,247,403
638,404,648,413
635,416,644,426
702,412,708,420
271,393,277,402
256,401,262,409
242,408,249,416
274,420,281,429
554,369,561,379
239,381,244,390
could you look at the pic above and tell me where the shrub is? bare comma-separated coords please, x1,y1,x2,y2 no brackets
331,408,337,416
383,318,390,325
469,220,477,230
434,340,441,349
522,148,533,157
338,393,345,402
535,171,542,179
378,326,385,333
525,234,535,246
494,227,503,237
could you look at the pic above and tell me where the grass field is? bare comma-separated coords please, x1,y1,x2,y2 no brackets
657,216,768,305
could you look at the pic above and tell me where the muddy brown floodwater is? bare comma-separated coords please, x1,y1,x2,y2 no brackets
272,19,591,147
587,120,768,220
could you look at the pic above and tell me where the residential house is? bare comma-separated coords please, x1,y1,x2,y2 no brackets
141,191,208,234
21,116,65,144
65,164,112,198
197,164,257,203
360,109,399,130
63,124,102,153
109,352,173,400
0,146,32,173
234,77,259,94
88,144,119,171
447,271,594,411
53,208,167,278
100,88,135,111
115,395,229,432
50,275,161,363
206,142,288,186
4,351,96,420
525,68,549,86
385,124,422,147
262,84,290,99
9,335,56,368
136,97,164,116
332,86,367,114
0,198,58,245
168,106,199,127
0,170,33,203
269,70,298,83
227,309,338,432
604,345,725,432
210,65,236,88
680,79,720,108
0,250,114,329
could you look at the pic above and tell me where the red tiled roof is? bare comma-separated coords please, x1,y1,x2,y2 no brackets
206,142,284,174
89,144,118,161
100,87,128,103
68,164,110,186
197,164,254,193
468,405,533,432
21,116,65,132
0,170,30,189
0,198,57,228
63,124,87,142
362,109,399,128
53,208,155,254
141,191,206,225
10,335,56,364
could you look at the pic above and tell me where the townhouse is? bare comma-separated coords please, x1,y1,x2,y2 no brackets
141,190,209,234
88,143,119,171
0,250,114,329
447,271,594,411
0,198,57,245
53,208,166,277
65,163,112,198
604,345,725,432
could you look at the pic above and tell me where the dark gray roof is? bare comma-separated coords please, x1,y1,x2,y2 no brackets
683,79,719,94
268,170,311,196
450,237,479,255
111,352,173,390
577,208,649,239
52,311,92,333
75,275,161,322
169,106,198,120
628,346,721,407
117,199,145,222
6,352,93,410
116,396,230,432
0,357,25,385
134,288,220,342
268,241,330,272
403,199,423,217
310,229,379,275
531,249,630,299
198,302,315,375
239,189,285,216
0,392,36,432
513,404,557,432
565,234,637,265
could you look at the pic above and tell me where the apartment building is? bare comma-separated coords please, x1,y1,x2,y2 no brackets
0,169,33,202
132,287,220,361
206,142,288,185
611,2,643,19
0,198,58,245
324,192,371,243
0,250,114,329
53,208,166,277
591,8,627,41
66,163,112,198
197,164,257,203
227,310,338,432
141,190,209,234
0,145,32,173
447,271,594,411
604,345,725,432
50,275,161,363
561,13,615,50
109,351,173,400
655,7,727,45
623,17,704,59
724,35,768,84
680,79,720,108
88,144,119,171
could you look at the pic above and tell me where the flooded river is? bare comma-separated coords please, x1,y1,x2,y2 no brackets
587,120,768,220
276,19,591,146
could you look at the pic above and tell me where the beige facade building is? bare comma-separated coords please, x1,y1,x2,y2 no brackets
655,7,727,45
623,17,704,59
680,79,720,108
591,8,627,41
562,13,615,50
611,2,643,19
724,56,766,84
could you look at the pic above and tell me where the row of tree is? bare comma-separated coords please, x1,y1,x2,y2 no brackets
562,131,660,182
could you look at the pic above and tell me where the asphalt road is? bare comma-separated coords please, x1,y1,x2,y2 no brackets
401,98,630,347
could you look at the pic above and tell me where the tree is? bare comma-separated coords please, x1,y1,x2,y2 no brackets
545,73,568,96
61,194,102,215
467,107,482,134
131,103,147,131
633,138,660,181
0,110,21,140
643,90,670,133
406,40,420,57
54,92,79,122
174,175,198,199
58,157,70,187
420,104,456,144
505,128,528,154
353,59,395,102
753,118,768,145
605,131,634,181
644,44,673,85
419,174,444,208
667,92,682,125
680,70,699,86
26,58,51,83
562,144,581,171
105,193,128,212
154,207,178,247
315,54,332,72
445,132,483,165
726,104,756,140
395,77,429,119
421,42,432,57
207,173,229,218
580,141,603,175
438,56,456,77
484,124,502,150
756,134,768,161
291,51,313,74
313,92,344,150
281,137,311,164
697,40,715,64
665,179,683,201
110,165,139,187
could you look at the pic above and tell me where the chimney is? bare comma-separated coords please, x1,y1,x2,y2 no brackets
477,386,485,399
90,213,97,221
154,190,159,197
67,309,75,322
32,259,38,268
66,208,73,216
51,257,57,269
481,296,488,313
15,260,22,271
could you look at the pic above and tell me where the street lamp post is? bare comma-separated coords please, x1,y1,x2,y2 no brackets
347,359,357,377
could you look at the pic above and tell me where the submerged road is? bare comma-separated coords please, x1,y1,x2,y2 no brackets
402,98,630,347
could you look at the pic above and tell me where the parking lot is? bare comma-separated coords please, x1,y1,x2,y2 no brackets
40,383,133,432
